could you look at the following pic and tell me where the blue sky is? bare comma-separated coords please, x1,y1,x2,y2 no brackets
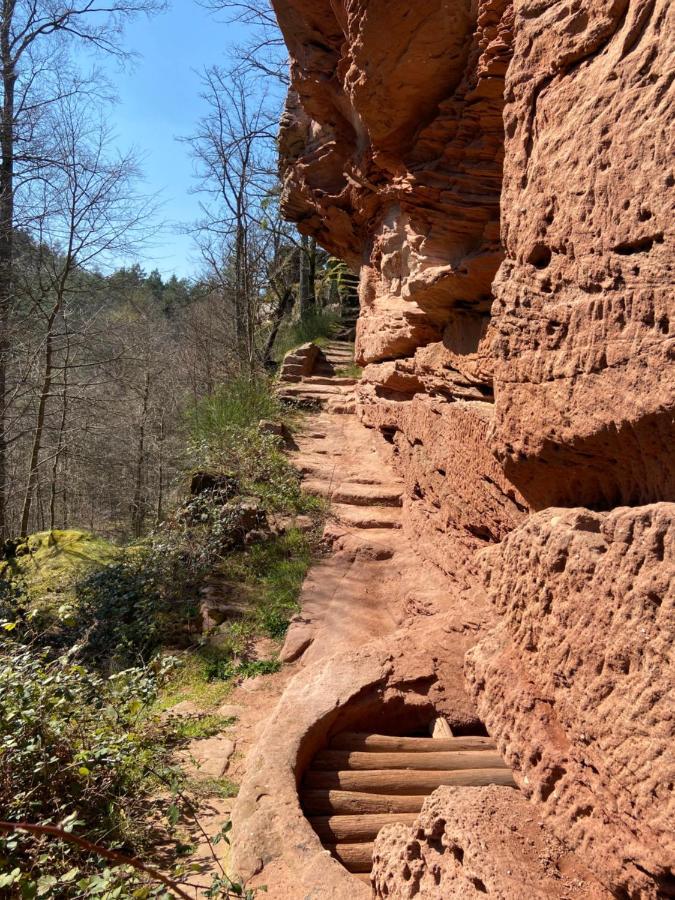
78,3,264,280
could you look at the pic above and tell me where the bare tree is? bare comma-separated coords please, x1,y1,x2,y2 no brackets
186,66,282,370
199,0,288,84
0,0,166,541
16,92,157,536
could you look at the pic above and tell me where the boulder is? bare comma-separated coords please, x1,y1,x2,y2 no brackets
372,785,610,899
466,505,675,897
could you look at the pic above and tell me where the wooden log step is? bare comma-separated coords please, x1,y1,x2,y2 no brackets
329,732,496,753
310,813,418,842
326,842,374,873
304,767,517,794
353,873,371,884
312,749,507,771
301,789,425,816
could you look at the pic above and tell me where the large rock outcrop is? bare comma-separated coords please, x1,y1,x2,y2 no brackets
273,0,525,572
274,0,675,558
243,0,675,897
466,505,675,897
490,0,675,510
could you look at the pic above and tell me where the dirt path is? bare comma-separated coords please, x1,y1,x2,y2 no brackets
171,336,458,897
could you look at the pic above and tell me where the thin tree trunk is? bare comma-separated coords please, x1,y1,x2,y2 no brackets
20,302,61,536
131,371,151,539
0,6,16,541
299,235,316,317
50,338,70,531
156,413,164,525
263,286,295,364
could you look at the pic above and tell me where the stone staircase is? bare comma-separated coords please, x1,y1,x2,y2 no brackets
277,337,359,414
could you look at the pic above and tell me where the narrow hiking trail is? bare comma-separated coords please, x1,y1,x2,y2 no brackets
276,335,453,669
223,334,515,898
171,331,510,897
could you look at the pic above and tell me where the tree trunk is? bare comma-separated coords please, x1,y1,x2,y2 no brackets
299,234,316,317
0,9,16,541
20,303,60,537
263,286,295,364
156,413,164,525
50,340,70,531
131,372,151,539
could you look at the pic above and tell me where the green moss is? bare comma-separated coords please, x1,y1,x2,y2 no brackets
167,713,236,742
155,652,237,711
335,362,363,379
186,775,239,799
1,529,118,614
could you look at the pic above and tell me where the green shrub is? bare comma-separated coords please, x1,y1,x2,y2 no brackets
0,646,177,896
188,375,281,439
272,308,338,359
200,651,281,683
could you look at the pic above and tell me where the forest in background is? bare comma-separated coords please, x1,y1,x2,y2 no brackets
0,0,349,544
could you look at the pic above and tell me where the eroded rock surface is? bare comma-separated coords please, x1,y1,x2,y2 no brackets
490,0,675,509
466,505,675,897
232,1,675,897
273,0,525,566
372,785,611,899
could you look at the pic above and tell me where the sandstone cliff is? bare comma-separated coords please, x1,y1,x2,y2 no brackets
232,0,674,896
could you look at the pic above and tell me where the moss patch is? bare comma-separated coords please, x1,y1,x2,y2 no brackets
1,529,118,613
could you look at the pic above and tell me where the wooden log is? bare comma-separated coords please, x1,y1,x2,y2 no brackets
353,873,372,884
304,767,517,794
326,842,374,873
328,732,496,753
312,749,507,771
301,789,425,815
311,813,418,842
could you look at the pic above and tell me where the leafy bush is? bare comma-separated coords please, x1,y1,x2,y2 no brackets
0,646,177,896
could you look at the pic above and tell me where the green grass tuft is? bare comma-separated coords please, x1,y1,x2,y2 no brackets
273,308,339,360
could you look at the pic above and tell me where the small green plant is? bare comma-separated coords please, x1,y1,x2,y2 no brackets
185,775,240,800
273,308,338,359
200,651,281,683
335,362,362,379
167,713,236,743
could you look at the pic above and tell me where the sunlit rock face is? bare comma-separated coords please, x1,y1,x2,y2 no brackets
261,2,674,897
490,0,675,511
467,505,675,898
274,0,524,578
274,0,674,529
276,0,512,364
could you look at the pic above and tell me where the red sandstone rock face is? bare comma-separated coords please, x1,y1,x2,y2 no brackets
274,0,512,360
357,386,527,587
371,785,611,899
273,0,527,580
489,0,675,509
466,505,675,897
269,2,675,897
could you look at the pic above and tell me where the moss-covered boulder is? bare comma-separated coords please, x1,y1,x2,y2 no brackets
1,529,118,617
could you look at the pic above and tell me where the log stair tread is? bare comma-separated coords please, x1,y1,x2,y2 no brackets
299,730,515,881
